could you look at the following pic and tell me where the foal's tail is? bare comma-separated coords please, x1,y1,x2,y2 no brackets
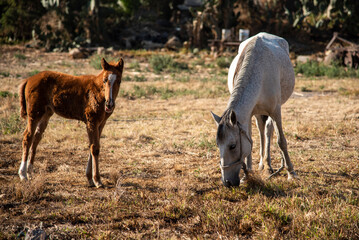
19,79,28,119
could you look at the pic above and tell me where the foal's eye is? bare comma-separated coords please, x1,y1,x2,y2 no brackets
103,78,107,83
229,144,236,150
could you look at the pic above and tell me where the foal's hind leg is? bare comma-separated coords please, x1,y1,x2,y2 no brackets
270,107,297,180
19,117,41,180
26,110,53,179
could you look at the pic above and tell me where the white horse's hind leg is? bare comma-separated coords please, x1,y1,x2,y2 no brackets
271,107,297,180
255,115,265,170
245,118,253,171
264,117,274,174
256,115,274,174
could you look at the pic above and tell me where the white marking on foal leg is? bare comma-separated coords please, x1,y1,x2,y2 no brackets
18,161,27,181
27,162,33,179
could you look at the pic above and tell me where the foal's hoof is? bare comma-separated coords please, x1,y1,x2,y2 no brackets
258,164,264,171
18,171,28,181
19,174,28,181
94,181,104,188
88,180,95,188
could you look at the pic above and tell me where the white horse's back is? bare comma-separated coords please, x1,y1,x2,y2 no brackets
227,32,293,102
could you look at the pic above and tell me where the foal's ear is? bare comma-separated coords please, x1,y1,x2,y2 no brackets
115,58,124,71
230,110,237,126
101,58,110,70
211,111,221,126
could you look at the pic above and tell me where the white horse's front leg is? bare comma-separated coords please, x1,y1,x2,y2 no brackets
245,119,253,171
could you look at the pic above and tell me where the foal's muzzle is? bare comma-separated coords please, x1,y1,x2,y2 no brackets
105,99,114,113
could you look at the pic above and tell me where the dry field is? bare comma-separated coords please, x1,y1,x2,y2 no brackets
0,46,358,239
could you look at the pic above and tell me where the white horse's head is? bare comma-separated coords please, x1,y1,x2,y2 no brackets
211,109,252,187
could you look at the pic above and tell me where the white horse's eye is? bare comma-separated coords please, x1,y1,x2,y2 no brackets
229,144,236,150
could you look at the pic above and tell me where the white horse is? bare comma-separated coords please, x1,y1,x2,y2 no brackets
211,32,297,187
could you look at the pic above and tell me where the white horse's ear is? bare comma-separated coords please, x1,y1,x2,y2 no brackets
211,111,221,126
230,110,237,126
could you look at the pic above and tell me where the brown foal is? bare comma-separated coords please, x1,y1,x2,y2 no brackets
18,58,124,188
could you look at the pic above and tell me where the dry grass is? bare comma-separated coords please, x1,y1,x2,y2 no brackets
0,46,358,239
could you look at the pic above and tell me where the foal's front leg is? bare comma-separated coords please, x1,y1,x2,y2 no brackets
86,120,108,187
86,153,94,187
86,123,103,188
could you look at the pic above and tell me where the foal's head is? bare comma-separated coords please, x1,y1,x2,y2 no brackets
101,58,124,113
211,110,252,187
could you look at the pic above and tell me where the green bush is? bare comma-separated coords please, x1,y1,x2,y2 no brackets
149,55,188,73
89,54,117,70
28,70,40,77
0,113,23,135
149,55,174,73
0,91,13,98
0,72,10,77
216,57,231,68
133,75,147,82
295,60,359,78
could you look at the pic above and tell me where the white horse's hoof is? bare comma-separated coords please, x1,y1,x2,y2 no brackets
240,178,247,184
287,171,298,180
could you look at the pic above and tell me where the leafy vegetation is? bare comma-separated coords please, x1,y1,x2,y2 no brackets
28,70,40,77
0,90,14,98
295,61,359,78
216,57,231,68
0,112,23,135
0,71,10,77
120,85,197,100
89,54,117,70
149,55,189,73
14,53,26,60
123,75,147,82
